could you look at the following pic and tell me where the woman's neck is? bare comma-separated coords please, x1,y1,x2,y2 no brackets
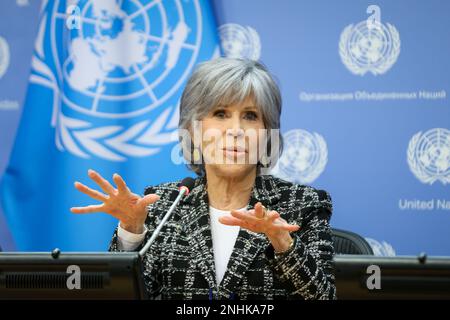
205,167,256,211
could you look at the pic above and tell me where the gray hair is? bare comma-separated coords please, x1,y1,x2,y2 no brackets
178,58,283,176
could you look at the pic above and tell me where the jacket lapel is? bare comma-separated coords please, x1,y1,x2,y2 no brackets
219,175,282,297
181,176,217,291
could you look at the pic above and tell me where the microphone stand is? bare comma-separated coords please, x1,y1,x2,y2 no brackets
138,186,189,257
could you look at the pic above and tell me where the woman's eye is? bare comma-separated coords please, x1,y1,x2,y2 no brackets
244,111,258,121
213,110,226,118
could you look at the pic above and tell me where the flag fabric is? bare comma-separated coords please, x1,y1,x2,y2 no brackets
1,0,219,251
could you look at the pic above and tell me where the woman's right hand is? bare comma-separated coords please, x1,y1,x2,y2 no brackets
70,169,160,234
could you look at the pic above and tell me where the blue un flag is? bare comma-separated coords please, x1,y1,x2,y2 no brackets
0,0,219,251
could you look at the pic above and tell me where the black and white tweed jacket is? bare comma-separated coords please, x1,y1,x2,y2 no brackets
109,174,336,300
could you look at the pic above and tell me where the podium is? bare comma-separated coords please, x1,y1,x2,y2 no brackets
1,252,450,299
0,251,147,299
334,255,450,299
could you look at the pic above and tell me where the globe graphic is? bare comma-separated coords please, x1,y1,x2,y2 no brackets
417,129,450,175
279,130,321,178
58,0,201,119
218,24,258,60
219,24,248,58
347,21,392,67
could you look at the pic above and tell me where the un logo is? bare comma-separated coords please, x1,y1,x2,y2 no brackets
0,36,9,79
271,129,328,184
339,20,400,76
407,128,450,185
365,238,396,257
31,0,214,161
219,23,261,60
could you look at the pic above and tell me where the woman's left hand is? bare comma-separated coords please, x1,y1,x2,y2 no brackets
218,202,300,252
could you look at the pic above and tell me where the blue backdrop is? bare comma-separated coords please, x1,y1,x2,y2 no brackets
0,0,449,255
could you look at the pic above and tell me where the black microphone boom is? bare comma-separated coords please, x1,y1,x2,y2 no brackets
178,177,195,196
138,177,195,257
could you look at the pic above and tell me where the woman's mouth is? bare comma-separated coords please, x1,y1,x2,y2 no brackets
222,146,247,157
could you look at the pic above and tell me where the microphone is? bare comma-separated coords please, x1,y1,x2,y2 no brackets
139,177,195,257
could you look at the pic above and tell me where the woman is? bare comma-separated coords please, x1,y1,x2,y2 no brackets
71,58,336,300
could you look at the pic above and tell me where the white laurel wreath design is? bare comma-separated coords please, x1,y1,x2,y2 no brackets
365,238,396,257
0,36,10,79
301,132,328,184
278,132,328,185
245,26,261,61
339,22,401,76
407,131,450,185
55,108,179,161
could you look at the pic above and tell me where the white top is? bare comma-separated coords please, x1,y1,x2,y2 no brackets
117,205,246,285
209,205,244,285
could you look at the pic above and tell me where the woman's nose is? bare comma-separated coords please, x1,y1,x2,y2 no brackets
226,116,245,137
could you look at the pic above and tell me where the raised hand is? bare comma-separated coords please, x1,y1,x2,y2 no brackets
70,169,160,233
219,202,300,252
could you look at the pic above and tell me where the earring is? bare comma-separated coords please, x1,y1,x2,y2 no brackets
259,155,270,166
193,147,201,163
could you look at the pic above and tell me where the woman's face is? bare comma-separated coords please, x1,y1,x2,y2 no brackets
199,96,266,178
